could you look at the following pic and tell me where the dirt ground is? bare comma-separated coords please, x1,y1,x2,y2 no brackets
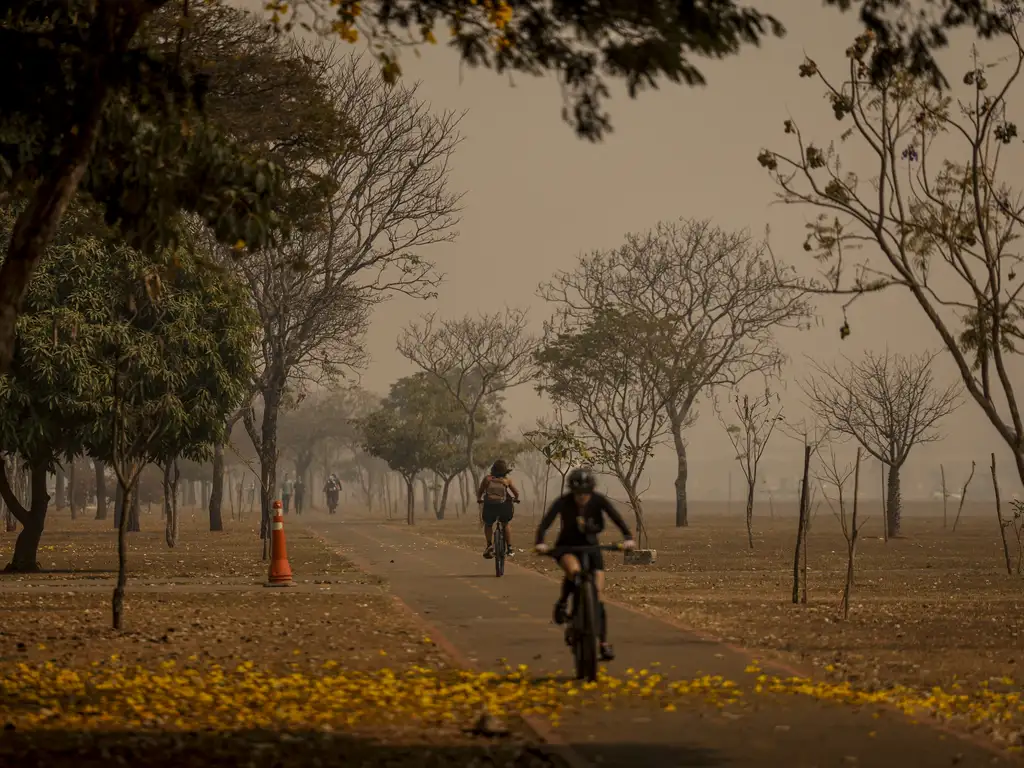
0,510,555,768
411,499,1024,701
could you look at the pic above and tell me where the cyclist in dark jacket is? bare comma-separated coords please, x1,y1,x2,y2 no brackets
535,467,635,661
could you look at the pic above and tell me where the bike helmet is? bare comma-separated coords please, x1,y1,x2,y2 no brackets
566,467,596,494
491,459,509,477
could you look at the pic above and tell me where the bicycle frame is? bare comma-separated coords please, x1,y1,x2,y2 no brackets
543,543,622,682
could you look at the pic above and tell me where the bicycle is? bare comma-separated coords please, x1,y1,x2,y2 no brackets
540,543,623,682
491,498,520,578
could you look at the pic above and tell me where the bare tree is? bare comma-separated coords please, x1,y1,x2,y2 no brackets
758,18,1024,495
397,308,537,486
535,308,680,548
715,383,784,549
515,445,552,518
817,445,867,619
539,218,809,527
235,54,463,552
802,350,961,538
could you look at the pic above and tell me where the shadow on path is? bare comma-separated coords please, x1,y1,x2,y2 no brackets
0,728,724,768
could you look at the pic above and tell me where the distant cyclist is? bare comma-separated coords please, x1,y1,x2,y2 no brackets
477,459,521,559
534,467,635,662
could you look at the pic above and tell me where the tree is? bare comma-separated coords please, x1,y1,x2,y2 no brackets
0,1,299,376
280,0,1007,140
398,308,537,486
515,446,550,507
0,208,253,574
715,384,784,549
536,308,679,547
522,411,594,497
238,52,461,552
539,218,809,527
358,379,442,525
0,0,1008,375
801,350,961,538
816,444,866,620
757,18,1024,493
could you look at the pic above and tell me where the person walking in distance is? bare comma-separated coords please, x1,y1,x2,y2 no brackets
478,459,521,559
281,472,294,515
294,475,306,515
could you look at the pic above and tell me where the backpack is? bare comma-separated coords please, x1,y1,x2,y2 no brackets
483,475,508,503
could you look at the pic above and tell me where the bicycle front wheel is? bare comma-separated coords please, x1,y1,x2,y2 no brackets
574,580,599,681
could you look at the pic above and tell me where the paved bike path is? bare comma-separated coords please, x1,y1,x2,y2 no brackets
306,520,1008,768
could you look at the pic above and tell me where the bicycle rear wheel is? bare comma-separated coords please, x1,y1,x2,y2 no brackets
573,579,599,681
494,523,505,577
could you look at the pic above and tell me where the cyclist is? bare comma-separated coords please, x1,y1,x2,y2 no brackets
534,467,635,662
477,459,521,559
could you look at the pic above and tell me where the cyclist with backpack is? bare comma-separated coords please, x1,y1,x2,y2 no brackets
477,459,521,559
534,467,635,662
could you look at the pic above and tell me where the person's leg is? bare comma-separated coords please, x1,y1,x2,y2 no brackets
554,554,581,624
503,504,514,554
283,496,290,515
594,567,614,660
482,505,496,557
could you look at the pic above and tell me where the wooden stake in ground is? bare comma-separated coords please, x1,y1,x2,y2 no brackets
991,453,1013,576
792,443,811,605
940,464,947,529
952,461,976,532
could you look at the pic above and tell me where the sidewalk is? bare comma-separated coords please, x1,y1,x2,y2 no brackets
305,519,1013,768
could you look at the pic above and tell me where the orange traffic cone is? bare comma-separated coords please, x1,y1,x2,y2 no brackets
266,500,294,588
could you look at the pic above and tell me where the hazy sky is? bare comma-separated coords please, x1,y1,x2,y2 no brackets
239,1,1024,497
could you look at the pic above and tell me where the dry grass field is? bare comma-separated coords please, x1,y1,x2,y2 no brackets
0,513,553,767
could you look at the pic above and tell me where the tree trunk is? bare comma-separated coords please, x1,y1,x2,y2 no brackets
69,459,78,520
128,484,141,532
405,476,416,525
94,460,107,520
466,416,481,487
745,480,755,550
163,461,179,548
114,483,124,529
669,414,690,527
0,456,50,573
112,476,135,631
886,463,902,538
209,441,225,532
623,484,648,548
55,464,67,510
0,44,115,377
434,475,454,520
257,386,283,560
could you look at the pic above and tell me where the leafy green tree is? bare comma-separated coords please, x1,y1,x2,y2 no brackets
0,210,254,580
757,18,1024,491
0,1,302,376
359,384,439,525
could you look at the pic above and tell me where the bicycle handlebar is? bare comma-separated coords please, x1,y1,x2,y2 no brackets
538,543,627,554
